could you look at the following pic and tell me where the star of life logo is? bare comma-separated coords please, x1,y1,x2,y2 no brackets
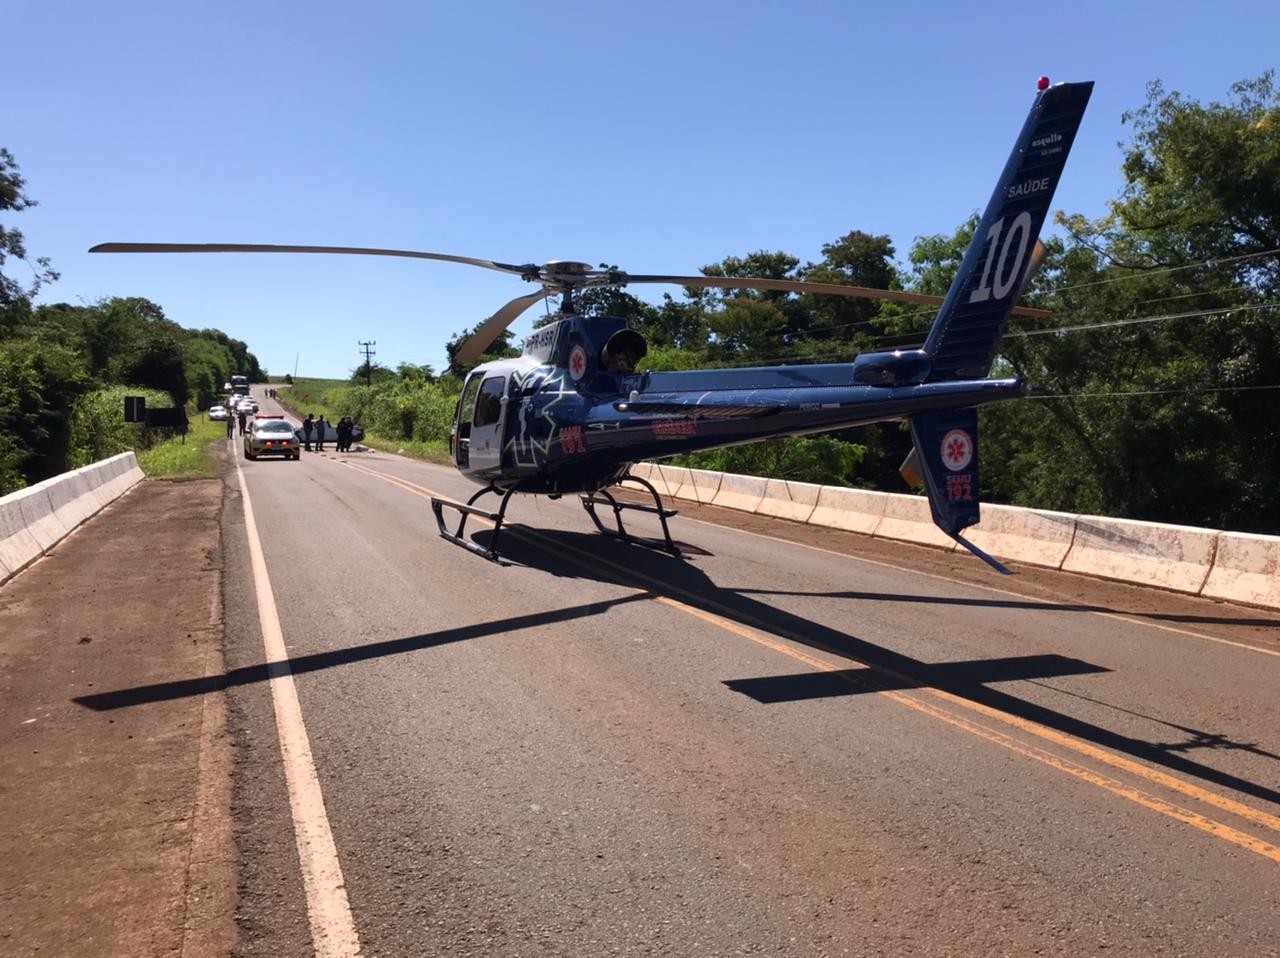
941,429,974,472
568,344,588,381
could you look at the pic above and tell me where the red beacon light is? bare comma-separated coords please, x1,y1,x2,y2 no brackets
1037,76,1051,91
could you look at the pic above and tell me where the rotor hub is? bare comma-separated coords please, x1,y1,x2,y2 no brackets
534,260,628,293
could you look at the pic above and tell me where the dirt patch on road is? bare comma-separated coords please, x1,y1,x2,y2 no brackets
0,480,235,957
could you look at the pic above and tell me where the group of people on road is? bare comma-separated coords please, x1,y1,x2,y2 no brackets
301,414,358,453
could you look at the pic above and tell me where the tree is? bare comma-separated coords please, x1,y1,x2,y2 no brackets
986,73,1280,532
396,362,436,382
798,231,897,344
350,361,395,386
0,148,59,310
444,323,519,377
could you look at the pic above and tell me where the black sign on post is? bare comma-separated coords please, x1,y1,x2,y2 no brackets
124,396,146,423
144,407,189,432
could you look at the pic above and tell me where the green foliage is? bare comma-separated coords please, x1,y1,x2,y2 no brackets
350,361,396,386
1,149,265,486
1,148,59,310
674,435,865,487
989,73,1280,532
445,324,520,377
0,340,90,493
283,368,460,448
66,385,175,468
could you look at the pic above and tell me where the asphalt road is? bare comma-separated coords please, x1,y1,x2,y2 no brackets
173,391,1280,954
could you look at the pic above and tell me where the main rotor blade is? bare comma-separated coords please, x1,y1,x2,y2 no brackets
454,290,552,367
625,274,1051,319
90,242,532,276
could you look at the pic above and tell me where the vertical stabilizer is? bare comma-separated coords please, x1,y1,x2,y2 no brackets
922,80,1093,381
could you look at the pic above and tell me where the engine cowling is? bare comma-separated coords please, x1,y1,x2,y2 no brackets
852,349,932,386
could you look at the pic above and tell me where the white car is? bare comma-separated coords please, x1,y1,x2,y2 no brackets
208,405,229,421
244,417,301,460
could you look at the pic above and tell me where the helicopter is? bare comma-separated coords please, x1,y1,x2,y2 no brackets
92,77,1092,572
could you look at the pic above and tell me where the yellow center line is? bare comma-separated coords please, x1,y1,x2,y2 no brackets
336,458,1280,861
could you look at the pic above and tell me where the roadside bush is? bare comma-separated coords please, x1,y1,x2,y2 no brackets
322,379,458,443
673,435,866,487
67,385,175,467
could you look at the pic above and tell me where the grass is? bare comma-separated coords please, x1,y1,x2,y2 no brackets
359,434,452,464
281,378,350,408
136,412,229,479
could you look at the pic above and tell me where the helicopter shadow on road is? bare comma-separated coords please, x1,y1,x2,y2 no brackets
72,593,652,712
735,586,1280,631
479,524,1280,809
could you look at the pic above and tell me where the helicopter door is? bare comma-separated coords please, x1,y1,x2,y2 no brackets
466,374,509,473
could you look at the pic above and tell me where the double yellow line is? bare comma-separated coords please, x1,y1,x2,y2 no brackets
338,457,1280,864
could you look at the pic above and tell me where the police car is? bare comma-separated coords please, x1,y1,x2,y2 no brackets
243,415,300,461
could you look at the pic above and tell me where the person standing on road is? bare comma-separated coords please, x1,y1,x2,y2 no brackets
237,409,247,435
314,416,327,452
226,415,234,439
302,414,314,452
337,416,352,453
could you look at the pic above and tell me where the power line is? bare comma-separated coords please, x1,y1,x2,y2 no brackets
1004,301,1279,339
1028,384,1280,400
1038,246,1280,296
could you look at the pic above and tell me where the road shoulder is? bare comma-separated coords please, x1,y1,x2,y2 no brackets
0,479,235,957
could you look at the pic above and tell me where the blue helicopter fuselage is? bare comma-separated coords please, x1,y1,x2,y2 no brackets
451,315,1024,495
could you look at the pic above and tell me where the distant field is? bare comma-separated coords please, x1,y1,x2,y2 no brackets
280,377,349,401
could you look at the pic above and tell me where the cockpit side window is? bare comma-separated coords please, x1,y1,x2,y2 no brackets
456,373,484,438
473,376,506,428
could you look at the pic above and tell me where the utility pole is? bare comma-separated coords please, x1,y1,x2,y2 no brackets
358,340,377,387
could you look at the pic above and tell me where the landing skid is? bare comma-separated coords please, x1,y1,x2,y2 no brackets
431,473,683,563
430,483,522,562
581,474,682,557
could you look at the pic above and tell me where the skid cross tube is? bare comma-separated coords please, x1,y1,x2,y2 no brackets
430,482,522,562
580,473,682,557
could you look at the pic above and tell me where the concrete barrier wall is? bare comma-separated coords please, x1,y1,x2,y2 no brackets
634,461,1279,609
711,473,767,513
676,467,723,505
807,486,890,535
757,479,822,523
964,503,1078,570
1062,515,1219,596
0,452,144,585
1199,531,1280,609
873,494,958,550
0,489,45,580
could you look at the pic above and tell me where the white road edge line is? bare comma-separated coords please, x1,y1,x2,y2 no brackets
235,450,362,957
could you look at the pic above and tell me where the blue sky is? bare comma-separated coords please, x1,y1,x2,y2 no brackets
7,1,1278,378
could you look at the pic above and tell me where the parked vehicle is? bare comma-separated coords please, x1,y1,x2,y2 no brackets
244,416,300,460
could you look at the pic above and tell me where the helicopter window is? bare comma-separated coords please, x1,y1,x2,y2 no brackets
473,376,506,428
457,374,484,438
